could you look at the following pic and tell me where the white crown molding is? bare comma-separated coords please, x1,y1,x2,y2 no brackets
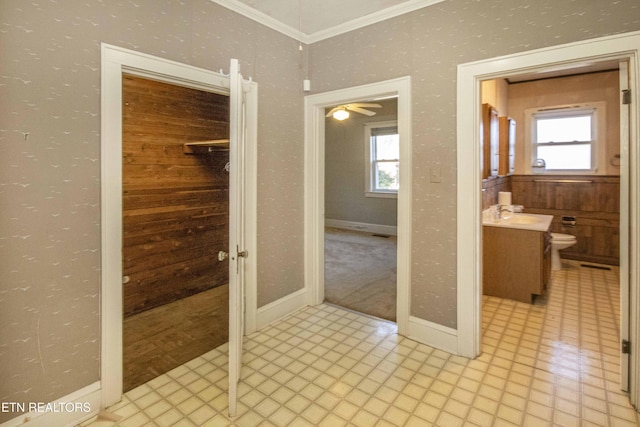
209,0,444,44
306,0,445,43
210,0,308,43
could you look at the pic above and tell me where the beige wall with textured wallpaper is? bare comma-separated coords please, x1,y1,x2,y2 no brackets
308,0,640,327
2,0,640,419
0,0,305,419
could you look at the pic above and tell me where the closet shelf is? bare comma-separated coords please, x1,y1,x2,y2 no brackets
183,139,229,154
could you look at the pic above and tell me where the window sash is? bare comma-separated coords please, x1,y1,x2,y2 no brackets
373,160,399,191
536,143,593,170
535,114,593,144
371,126,398,137
365,121,399,197
530,107,597,172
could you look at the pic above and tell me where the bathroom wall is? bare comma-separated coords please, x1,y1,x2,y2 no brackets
482,70,621,206
482,176,512,210
325,98,398,228
512,174,620,265
508,70,621,175
309,0,640,327
481,79,509,116
504,70,622,265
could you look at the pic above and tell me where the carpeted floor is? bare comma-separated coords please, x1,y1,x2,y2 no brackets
324,227,397,321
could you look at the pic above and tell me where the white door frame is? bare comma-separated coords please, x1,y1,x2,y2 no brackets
456,31,640,405
304,77,412,335
619,59,631,392
100,44,257,408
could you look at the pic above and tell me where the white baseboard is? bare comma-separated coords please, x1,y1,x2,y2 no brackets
325,219,397,236
0,382,101,427
407,316,459,355
256,288,309,331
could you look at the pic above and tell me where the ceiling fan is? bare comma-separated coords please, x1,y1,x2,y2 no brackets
326,103,382,120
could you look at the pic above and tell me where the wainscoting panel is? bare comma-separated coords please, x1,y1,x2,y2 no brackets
482,175,512,210
511,174,620,265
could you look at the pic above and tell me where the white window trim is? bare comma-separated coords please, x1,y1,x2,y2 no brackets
524,101,607,174
364,120,399,198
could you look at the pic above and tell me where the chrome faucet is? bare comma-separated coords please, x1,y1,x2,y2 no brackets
498,204,514,219
532,158,546,169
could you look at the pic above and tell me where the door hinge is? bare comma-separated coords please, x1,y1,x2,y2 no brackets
622,89,631,105
622,339,631,354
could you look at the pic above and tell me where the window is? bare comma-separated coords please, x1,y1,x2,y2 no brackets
365,122,399,198
526,103,605,173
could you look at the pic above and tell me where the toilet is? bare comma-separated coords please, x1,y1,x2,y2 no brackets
551,233,577,270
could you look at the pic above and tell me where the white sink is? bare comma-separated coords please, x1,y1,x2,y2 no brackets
482,211,553,232
499,215,540,225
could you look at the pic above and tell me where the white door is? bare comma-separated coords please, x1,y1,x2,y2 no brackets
227,58,255,417
619,60,631,392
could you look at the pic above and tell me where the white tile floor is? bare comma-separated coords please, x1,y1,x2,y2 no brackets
83,261,639,426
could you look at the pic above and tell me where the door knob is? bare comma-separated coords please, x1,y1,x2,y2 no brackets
218,251,229,261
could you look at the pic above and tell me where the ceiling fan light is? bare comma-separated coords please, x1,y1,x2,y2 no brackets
333,109,349,120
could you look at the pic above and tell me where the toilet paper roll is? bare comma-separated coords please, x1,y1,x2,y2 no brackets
498,191,512,206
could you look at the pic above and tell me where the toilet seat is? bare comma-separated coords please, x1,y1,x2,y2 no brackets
551,233,577,271
551,232,576,242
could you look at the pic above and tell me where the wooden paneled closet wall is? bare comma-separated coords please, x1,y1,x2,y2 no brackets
122,75,230,317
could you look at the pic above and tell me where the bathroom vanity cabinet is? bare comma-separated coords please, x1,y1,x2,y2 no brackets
483,224,552,303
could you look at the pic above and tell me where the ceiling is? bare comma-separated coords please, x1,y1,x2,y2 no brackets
210,0,445,44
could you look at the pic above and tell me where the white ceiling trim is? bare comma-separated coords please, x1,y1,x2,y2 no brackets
210,0,306,42
209,0,445,44
307,0,445,43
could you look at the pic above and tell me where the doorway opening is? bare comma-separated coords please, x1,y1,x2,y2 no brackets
323,97,399,322
304,76,412,335
475,60,630,373
101,45,258,408
121,74,231,391
477,62,626,390
456,32,640,405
